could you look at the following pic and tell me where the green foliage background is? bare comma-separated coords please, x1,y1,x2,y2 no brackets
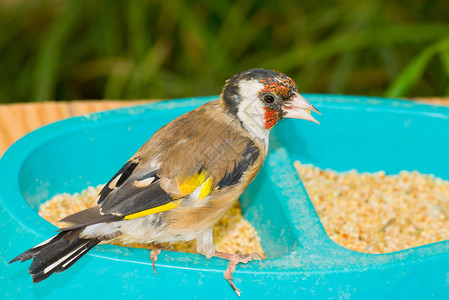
0,0,448,103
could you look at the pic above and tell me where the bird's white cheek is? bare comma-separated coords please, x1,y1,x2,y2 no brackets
238,100,264,127
237,100,269,143
235,80,270,142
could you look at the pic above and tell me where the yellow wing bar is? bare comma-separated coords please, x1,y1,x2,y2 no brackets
178,171,213,200
124,172,214,220
124,200,182,220
199,177,213,200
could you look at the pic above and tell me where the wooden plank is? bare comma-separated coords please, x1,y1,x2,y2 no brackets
414,98,449,106
0,100,148,156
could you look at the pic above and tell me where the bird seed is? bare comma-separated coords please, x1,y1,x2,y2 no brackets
38,185,266,258
294,161,449,253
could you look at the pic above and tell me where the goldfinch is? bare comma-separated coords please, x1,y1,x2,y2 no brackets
10,68,320,295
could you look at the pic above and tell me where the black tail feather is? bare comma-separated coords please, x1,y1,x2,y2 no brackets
9,229,100,283
56,238,100,272
9,233,67,264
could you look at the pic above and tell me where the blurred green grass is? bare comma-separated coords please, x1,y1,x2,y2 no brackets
0,0,448,103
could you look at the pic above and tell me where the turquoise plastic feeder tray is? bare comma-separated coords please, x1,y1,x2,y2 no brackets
1,95,449,299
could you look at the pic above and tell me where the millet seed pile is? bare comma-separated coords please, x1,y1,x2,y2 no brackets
295,161,449,254
39,163,449,256
38,185,266,258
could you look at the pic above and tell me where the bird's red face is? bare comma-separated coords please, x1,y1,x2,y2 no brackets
257,73,320,129
222,69,320,139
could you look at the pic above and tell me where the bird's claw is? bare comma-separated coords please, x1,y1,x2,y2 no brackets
216,251,262,297
150,245,162,275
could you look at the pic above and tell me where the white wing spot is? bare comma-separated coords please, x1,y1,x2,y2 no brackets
109,173,122,189
134,177,155,188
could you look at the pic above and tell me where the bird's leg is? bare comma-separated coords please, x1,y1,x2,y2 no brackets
214,251,262,297
196,228,215,258
196,229,262,296
150,243,162,275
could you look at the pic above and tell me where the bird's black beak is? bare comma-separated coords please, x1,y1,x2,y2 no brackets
283,93,321,124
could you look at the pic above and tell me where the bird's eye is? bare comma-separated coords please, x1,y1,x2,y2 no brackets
263,94,275,104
